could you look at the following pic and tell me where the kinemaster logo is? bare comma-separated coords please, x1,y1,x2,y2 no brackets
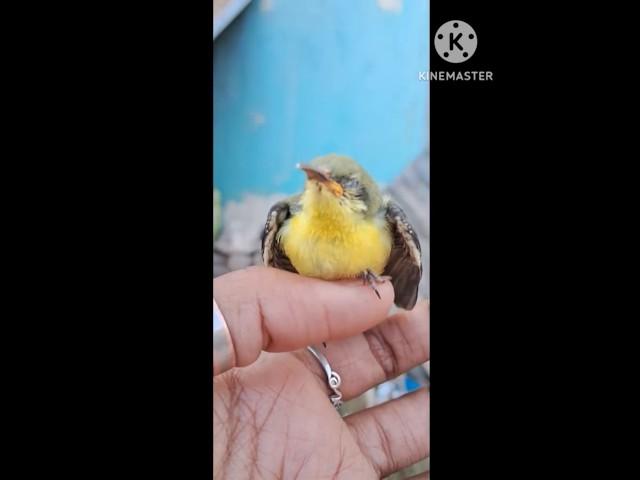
419,20,494,82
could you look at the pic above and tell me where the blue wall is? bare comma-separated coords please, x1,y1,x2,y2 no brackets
214,0,429,202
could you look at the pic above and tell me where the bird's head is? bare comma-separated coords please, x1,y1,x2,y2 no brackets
296,154,382,216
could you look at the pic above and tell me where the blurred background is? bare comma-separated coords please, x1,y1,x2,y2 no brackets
214,1,429,477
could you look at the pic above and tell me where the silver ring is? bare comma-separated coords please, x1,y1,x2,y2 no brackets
213,300,236,376
307,346,343,409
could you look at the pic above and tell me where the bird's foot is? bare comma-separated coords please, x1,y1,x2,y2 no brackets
360,269,392,299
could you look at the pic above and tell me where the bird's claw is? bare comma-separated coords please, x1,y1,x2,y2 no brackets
361,269,391,299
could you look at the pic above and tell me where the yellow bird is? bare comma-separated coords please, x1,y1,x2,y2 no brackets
261,154,421,310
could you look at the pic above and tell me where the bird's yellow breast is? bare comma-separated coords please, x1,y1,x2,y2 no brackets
279,201,392,280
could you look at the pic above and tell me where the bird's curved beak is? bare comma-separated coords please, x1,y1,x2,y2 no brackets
296,163,344,196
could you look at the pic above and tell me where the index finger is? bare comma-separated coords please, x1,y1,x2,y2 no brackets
213,266,394,367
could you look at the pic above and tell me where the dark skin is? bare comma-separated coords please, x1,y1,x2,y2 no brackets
214,267,429,479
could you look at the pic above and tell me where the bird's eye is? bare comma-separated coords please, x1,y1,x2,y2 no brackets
342,178,359,190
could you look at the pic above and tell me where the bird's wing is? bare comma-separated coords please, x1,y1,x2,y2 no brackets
382,200,422,310
261,198,298,273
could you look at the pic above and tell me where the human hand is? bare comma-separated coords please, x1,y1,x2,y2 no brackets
214,267,429,479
